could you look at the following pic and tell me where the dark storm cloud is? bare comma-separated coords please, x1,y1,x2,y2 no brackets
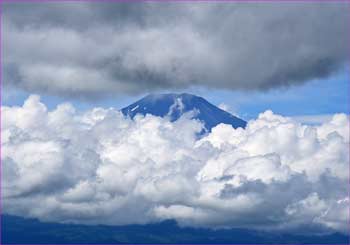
2,2,349,97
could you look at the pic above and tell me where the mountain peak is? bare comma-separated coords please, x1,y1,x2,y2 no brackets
143,93,200,101
121,93,246,132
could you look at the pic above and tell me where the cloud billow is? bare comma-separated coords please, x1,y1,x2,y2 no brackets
2,95,349,233
2,2,349,97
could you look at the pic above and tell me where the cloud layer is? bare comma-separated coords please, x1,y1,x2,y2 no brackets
2,96,349,233
3,2,349,97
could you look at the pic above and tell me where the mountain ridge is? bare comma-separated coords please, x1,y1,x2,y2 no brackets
121,93,247,132
3,214,347,244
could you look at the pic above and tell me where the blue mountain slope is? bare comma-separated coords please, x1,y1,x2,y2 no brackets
2,215,348,244
121,93,247,131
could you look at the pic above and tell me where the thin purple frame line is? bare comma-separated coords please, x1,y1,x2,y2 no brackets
0,0,349,245
0,1,3,244
1,0,350,2
347,2,350,245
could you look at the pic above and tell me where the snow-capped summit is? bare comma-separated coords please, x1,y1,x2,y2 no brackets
121,93,247,131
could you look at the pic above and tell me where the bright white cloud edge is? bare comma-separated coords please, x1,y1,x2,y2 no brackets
1,95,349,234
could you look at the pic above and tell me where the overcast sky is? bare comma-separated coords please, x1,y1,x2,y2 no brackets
3,2,349,97
2,2,349,122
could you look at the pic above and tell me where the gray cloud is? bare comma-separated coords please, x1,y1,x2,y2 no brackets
3,2,349,97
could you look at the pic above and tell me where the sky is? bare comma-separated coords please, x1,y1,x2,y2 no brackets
3,67,349,122
2,2,349,122
1,1,350,237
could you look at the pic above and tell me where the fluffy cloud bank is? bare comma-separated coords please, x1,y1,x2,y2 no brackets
3,2,349,97
2,95,349,233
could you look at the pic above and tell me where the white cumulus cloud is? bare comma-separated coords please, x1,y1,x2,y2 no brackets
1,95,349,233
